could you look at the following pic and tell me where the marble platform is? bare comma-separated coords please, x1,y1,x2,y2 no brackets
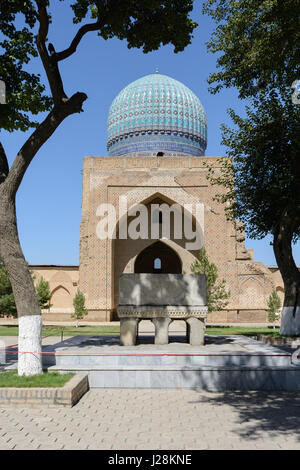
35,334,300,391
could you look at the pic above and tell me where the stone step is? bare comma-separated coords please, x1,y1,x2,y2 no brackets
16,349,293,369
48,364,299,371
47,364,300,391
50,351,293,368
40,334,296,369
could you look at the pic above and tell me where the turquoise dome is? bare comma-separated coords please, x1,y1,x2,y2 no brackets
107,73,207,157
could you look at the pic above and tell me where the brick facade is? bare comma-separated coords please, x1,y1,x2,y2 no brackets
28,155,286,323
76,155,281,323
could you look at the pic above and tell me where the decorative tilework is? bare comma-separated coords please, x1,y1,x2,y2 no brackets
107,74,207,157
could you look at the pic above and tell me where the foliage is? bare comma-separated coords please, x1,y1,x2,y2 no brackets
0,260,17,317
203,1,300,329
0,0,197,132
72,290,88,324
190,247,230,313
0,0,53,131
205,88,300,242
79,0,197,53
202,0,300,98
267,290,282,323
203,1,300,240
35,276,52,310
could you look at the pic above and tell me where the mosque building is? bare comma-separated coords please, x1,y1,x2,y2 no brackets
31,73,285,323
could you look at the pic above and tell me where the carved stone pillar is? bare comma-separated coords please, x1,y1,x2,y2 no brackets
152,317,172,345
186,317,205,346
120,317,138,346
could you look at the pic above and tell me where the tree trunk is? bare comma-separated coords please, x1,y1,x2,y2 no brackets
273,208,300,336
0,190,42,375
0,93,87,376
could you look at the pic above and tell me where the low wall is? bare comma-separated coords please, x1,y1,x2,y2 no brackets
207,310,268,323
0,374,89,407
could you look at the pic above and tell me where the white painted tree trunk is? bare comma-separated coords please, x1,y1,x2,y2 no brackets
18,315,43,376
280,307,300,336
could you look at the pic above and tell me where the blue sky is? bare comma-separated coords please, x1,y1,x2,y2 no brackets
1,1,299,267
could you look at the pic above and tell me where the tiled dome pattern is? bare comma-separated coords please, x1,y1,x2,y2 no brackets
107,74,207,157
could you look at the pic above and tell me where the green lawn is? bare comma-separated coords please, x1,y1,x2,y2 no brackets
0,326,19,336
0,370,74,388
205,326,282,337
0,325,121,337
0,324,285,338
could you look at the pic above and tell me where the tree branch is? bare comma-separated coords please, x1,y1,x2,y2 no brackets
0,142,9,184
36,0,49,43
5,92,87,198
55,21,102,62
35,0,67,105
55,0,121,62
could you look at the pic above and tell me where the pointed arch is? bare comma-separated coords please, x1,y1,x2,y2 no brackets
50,285,72,310
110,189,204,316
134,241,182,274
239,276,265,309
112,189,204,246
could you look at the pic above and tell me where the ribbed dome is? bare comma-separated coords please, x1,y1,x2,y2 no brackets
107,73,207,157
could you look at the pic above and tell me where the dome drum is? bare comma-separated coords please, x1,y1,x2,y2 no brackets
108,132,206,157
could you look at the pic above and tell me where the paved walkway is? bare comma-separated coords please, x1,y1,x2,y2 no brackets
0,389,299,450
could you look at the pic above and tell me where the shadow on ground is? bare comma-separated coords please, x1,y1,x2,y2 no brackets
56,334,235,347
188,390,300,441
0,346,18,372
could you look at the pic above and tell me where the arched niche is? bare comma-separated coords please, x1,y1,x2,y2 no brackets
111,191,203,314
50,285,72,310
134,241,182,274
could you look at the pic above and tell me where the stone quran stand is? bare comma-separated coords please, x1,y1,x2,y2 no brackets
117,274,208,346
